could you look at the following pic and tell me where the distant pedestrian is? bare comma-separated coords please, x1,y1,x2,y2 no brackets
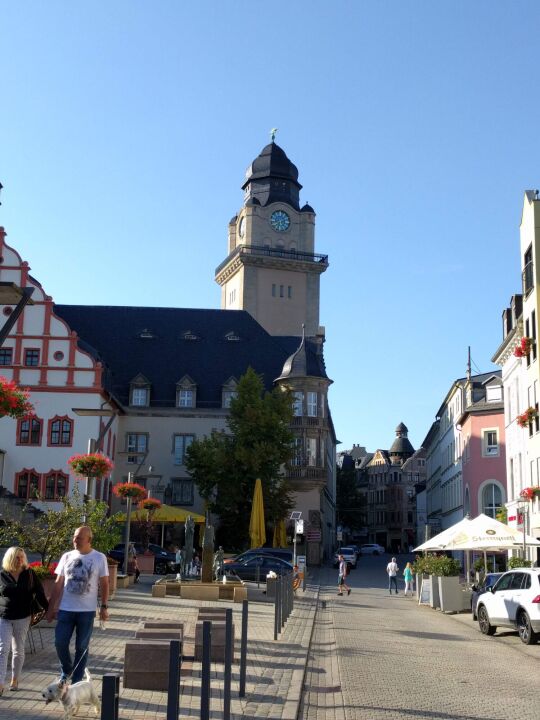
386,557,399,594
403,562,414,596
337,555,351,596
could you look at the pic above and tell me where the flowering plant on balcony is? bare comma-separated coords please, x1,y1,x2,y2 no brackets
519,486,540,501
0,377,34,419
514,336,534,358
138,497,162,513
112,481,147,500
516,407,538,428
68,453,114,479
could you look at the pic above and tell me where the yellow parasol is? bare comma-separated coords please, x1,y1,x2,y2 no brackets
272,519,287,548
249,478,266,548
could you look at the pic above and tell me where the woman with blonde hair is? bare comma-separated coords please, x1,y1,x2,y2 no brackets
403,561,414,596
0,546,48,694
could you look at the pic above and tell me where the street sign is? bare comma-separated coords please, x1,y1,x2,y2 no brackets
296,519,304,534
336,530,343,541
297,555,306,572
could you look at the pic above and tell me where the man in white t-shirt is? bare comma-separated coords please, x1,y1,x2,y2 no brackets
386,557,399,595
46,526,109,683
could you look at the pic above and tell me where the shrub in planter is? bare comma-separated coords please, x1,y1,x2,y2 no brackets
508,556,532,569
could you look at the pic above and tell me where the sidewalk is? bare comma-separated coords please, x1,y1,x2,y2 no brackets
1,573,320,720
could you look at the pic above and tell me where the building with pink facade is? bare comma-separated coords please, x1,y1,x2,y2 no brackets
458,373,506,519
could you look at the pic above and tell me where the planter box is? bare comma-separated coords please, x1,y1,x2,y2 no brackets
429,575,440,609
117,574,130,589
107,563,118,598
437,575,463,613
137,553,155,575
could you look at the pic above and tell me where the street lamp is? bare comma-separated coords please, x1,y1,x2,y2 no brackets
516,499,529,562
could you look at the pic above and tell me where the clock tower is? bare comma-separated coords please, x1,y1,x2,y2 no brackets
215,141,328,337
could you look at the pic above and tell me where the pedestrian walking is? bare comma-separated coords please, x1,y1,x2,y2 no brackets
386,556,399,594
337,554,351,596
0,547,49,694
403,562,414,596
46,525,109,684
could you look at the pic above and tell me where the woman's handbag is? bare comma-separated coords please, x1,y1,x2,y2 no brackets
29,571,46,627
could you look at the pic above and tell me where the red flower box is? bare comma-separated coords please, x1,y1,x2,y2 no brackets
514,336,534,358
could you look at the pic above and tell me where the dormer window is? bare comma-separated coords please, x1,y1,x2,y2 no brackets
222,377,238,408
225,332,240,342
486,384,502,402
176,375,197,408
129,374,151,407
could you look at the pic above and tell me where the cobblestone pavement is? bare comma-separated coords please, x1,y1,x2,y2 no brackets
300,556,539,720
0,574,318,720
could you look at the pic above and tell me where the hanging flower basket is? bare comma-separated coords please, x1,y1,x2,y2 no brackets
0,376,34,419
113,481,147,500
520,486,540,501
68,453,114,479
516,407,538,428
139,497,162,512
514,336,534,358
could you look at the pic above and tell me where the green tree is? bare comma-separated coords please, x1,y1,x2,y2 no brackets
186,367,295,548
0,486,121,566
336,464,364,531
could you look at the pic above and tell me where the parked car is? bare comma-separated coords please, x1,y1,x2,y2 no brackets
476,568,540,644
471,573,503,620
108,542,176,575
223,547,293,565
333,547,357,570
359,544,385,555
225,554,293,582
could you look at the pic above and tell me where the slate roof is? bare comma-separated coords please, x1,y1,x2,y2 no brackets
54,305,327,409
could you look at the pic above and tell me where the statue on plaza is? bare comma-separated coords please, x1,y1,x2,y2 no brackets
213,546,224,580
201,521,215,583
184,515,195,572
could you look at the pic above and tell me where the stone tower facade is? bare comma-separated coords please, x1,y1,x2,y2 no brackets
215,141,328,337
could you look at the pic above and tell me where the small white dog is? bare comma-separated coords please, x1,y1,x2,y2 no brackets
42,669,101,719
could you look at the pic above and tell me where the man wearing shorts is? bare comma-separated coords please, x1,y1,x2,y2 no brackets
337,554,351,596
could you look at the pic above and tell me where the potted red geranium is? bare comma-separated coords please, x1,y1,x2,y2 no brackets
113,482,147,500
516,407,538,428
68,453,114,479
514,336,534,358
28,561,58,600
0,377,34,419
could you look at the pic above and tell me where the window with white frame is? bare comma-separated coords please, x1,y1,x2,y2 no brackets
126,433,148,464
223,391,237,408
293,392,303,416
292,437,303,466
486,384,502,402
307,392,317,417
306,437,317,466
173,435,194,465
178,389,194,408
482,483,502,519
131,387,149,406
482,429,499,457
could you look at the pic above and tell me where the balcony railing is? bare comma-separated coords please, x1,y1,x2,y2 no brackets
215,244,329,275
522,261,534,296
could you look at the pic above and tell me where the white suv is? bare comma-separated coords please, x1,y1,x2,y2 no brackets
476,567,540,645
359,544,385,555
333,547,357,570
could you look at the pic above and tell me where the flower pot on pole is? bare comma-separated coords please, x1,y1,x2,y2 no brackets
113,478,147,575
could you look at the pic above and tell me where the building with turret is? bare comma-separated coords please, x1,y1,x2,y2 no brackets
0,140,337,563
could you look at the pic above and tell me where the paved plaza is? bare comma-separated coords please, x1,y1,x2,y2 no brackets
1,558,539,719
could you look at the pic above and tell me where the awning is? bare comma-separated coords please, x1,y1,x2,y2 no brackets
117,504,206,524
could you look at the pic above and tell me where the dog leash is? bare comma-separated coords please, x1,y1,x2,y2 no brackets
63,648,88,683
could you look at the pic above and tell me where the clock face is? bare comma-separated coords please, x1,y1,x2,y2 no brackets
270,210,290,232
238,216,245,238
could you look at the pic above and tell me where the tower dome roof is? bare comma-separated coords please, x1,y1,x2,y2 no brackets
396,422,408,434
275,327,329,381
244,143,301,187
242,142,302,209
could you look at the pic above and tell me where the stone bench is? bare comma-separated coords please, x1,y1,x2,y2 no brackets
124,640,182,691
233,586,248,603
180,584,220,601
194,620,235,663
117,574,130,589
135,628,183,642
151,582,167,598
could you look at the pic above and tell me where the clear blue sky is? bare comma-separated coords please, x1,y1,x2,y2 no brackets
1,2,539,453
